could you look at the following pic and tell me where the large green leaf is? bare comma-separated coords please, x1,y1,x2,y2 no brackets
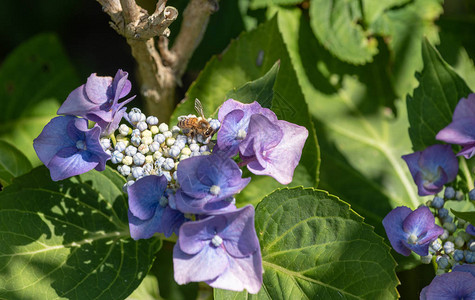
0,140,32,187
214,188,398,299
171,16,320,207
0,166,161,300
276,8,419,238
407,39,472,151
0,33,79,167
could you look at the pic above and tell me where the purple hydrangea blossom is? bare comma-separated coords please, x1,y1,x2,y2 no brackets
239,114,308,185
217,99,277,156
33,116,110,181
420,264,475,299
383,206,443,256
173,205,262,293
437,94,475,158
128,175,186,239
57,69,135,136
402,144,458,196
175,154,251,214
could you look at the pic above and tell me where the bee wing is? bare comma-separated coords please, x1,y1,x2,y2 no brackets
194,98,206,119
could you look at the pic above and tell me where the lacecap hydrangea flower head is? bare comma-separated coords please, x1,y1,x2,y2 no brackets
34,79,309,294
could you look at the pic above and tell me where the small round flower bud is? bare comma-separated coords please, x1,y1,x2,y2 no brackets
125,145,137,157
189,143,200,152
190,151,201,157
444,187,455,199
443,241,455,254
132,166,144,179
118,164,131,176
200,145,209,153
169,146,180,158
123,180,135,193
133,153,146,165
128,108,142,124
175,140,186,150
173,171,177,181
438,208,449,218
163,131,172,138
181,147,191,156
176,134,187,142
458,231,470,242
139,113,146,122
153,151,162,161
141,130,152,138
166,137,176,147
138,144,149,155
455,236,465,248
145,155,153,165
149,141,160,152
436,255,449,269
137,121,148,132
209,119,220,131
469,240,475,252
171,125,180,134
443,222,456,233
115,141,126,152
122,156,133,166
131,129,141,138
162,158,175,171
431,196,444,209
143,163,153,173
159,123,169,133
131,136,141,147
454,249,464,261
119,124,130,136
455,190,464,201
180,155,190,161
111,151,124,164
187,137,197,144
142,136,153,145
421,254,432,264
457,218,466,228
465,250,475,263
201,151,211,156
469,189,475,201
154,134,166,144
442,216,453,224
162,171,172,181
439,229,449,240
147,116,159,125
100,138,111,150
150,125,159,134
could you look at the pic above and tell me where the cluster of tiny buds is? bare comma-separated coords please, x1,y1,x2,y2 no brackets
100,107,221,192
420,186,475,274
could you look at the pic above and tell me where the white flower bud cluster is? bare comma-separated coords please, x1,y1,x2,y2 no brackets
103,108,219,192
423,186,475,274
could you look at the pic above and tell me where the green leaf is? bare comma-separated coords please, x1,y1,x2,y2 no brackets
0,140,32,187
0,166,161,300
0,33,79,167
214,187,398,299
225,60,280,109
451,209,475,225
407,39,472,151
126,275,162,300
171,16,320,207
276,8,419,240
250,0,303,9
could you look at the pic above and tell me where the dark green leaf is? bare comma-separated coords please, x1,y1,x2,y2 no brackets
250,0,303,9
171,16,320,207
0,166,161,300
0,140,32,187
451,209,475,225
126,275,161,300
0,33,79,166
214,187,398,299
407,39,472,151
225,60,280,109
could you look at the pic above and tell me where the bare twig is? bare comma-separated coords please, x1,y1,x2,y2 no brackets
96,0,218,122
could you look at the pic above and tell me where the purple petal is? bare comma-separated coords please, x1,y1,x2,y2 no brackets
221,205,260,258
453,264,475,277
402,152,422,181
217,109,245,156
178,214,222,255
57,85,99,117
85,73,113,104
418,145,458,181
218,99,263,122
160,206,187,238
173,240,229,284
466,224,475,236
452,94,475,120
48,148,98,181
382,206,412,256
437,118,475,158
239,114,283,159
128,175,167,220
420,270,475,300
33,116,77,166
111,69,132,102
245,119,308,185
128,209,163,240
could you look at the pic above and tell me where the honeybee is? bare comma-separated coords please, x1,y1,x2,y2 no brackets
177,99,216,139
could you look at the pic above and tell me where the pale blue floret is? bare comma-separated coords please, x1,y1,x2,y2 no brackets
189,143,200,152
133,153,146,165
432,196,444,209
154,134,165,144
465,250,475,263
437,255,449,269
209,119,220,131
421,254,432,264
163,158,175,170
129,108,142,124
469,240,475,252
444,187,455,199
443,241,455,254
175,140,186,150
455,190,464,201
118,164,131,176
159,123,169,133
439,208,449,218
439,229,449,240
100,138,111,150
169,146,181,158
146,116,158,125
132,166,144,179
125,145,137,156
131,129,141,138
155,157,166,168
149,141,160,152
200,145,209,153
469,189,475,201
162,171,172,181
454,249,464,261
430,240,442,252
137,121,148,131
115,141,126,152
131,136,141,146
119,124,130,135
111,150,124,164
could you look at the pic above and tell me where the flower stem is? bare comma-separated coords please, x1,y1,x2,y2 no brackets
459,157,474,190
109,133,117,148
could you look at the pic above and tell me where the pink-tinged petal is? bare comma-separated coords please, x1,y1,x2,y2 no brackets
222,205,260,258
57,85,99,117
206,251,263,294
33,116,76,166
218,99,263,121
382,206,412,256
48,148,98,181
452,94,475,120
217,109,245,156
173,241,229,284
112,69,132,101
85,73,113,104
421,270,475,300
458,145,475,159
246,119,308,185
128,209,163,240
128,175,167,220
239,114,283,159
436,118,475,157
